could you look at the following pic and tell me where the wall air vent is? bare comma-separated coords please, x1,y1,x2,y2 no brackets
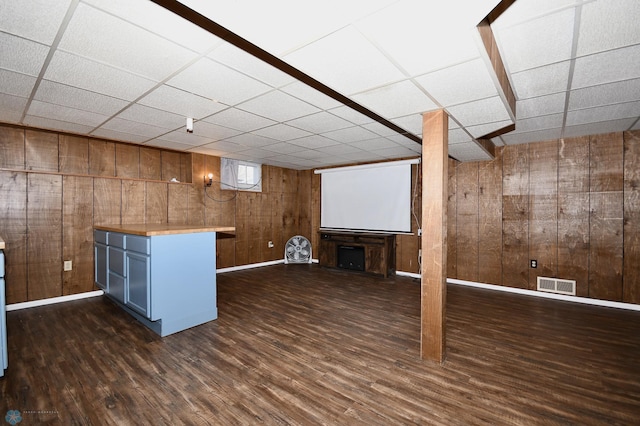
537,277,576,296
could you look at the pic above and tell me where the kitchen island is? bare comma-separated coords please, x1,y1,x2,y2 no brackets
94,224,234,336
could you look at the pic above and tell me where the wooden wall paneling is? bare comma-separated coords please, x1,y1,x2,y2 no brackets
59,135,89,175
145,181,168,224
161,151,182,182
122,180,146,224
191,153,206,189
311,172,321,258
270,193,285,262
447,158,457,279
282,191,299,246
558,136,590,296
257,193,272,263
181,153,192,184
623,130,640,304
140,147,162,180
478,148,503,285
589,192,623,301
93,178,122,226
297,170,313,241
455,161,479,282
0,125,25,169
0,171,28,303
25,129,59,172
234,192,251,266
188,185,205,226
27,173,63,300
168,183,189,225
528,140,558,290
502,145,529,289
115,144,140,179
89,140,116,177
62,176,94,295
397,163,421,274
590,132,624,192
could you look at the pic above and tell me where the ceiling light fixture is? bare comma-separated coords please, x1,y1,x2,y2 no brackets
186,117,194,133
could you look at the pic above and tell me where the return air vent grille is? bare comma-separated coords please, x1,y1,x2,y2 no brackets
537,277,576,296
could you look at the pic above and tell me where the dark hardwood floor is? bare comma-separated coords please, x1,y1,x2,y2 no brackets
1,264,639,425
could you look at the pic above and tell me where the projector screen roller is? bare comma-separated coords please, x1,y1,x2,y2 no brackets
316,159,418,234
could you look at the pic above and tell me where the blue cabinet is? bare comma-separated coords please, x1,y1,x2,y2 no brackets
1,249,7,377
94,228,218,336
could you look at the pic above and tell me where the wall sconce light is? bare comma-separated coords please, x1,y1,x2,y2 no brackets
186,117,194,133
204,173,213,187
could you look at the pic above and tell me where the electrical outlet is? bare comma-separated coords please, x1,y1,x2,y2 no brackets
530,259,537,269
64,260,73,271
268,241,274,248
418,228,422,236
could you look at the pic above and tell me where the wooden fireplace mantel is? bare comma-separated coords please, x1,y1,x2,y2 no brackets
317,231,396,278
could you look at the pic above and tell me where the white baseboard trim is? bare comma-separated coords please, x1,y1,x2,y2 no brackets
396,271,420,279
217,259,284,274
6,290,104,312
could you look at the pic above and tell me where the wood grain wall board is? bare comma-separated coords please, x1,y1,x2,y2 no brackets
161,151,182,182
558,136,590,193
115,144,140,179
0,125,25,169
529,140,558,195
455,162,479,282
216,237,235,268
282,168,297,194
168,183,189,225
0,171,28,303
93,178,121,226
181,153,192,184
502,195,529,289
25,129,59,172
59,135,89,175
122,180,146,224
270,194,285,261
191,153,206,189
145,181,168,224
502,144,529,195
557,193,590,296
62,176,94,295
297,170,313,240
266,166,284,194
589,191,624,301
590,132,624,193
397,234,419,273
624,190,640,303
447,158,457,279
187,185,205,226
139,147,162,180
311,172,321,257
478,149,502,285
282,192,300,244
624,130,640,190
27,173,63,300
89,140,116,177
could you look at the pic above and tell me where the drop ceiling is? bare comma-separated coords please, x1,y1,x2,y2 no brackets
0,0,638,169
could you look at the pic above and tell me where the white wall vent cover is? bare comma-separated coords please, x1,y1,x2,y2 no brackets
537,277,576,296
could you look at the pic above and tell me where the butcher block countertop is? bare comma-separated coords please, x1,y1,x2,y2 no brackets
94,224,235,237
0,236,4,250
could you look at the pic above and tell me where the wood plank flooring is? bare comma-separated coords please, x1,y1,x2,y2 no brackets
1,265,639,425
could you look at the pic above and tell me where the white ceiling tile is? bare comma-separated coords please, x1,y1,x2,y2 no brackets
145,140,197,156
35,80,129,115
390,114,423,136
100,117,169,138
117,104,184,130
568,79,640,111
288,135,340,150
209,43,294,88
349,138,398,151
501,128,563,145
286,112,352,134
327,105,375,125
577,0,640,57
291,150,334,160
284,26,406,95
0,0,71,45
280,81,343,110
338,151,386,163
511,60,571,99
168,58,272,106
447,142,492,162
90,128,152,143
316,143,364,156
237,90,320,122
373,145,421,158
0,69,37,97
466,120,514,139
0,93,28,123
23,115,96,134
59,3,197,81
572,45,640,89
260,142,307,155
152,129,213,147
353,80,438,118
199,140,248,153
632,120,640,130
492,0,579,30
361,121,399,137
563,118,636,138
188,121,242,141
447,96,511,128
203,108,276,132
28,99,110,127
514,113,564,133
225,133,279,148
516,92,567,119
0,33,49,75
387,134,421,150
228,148,277,161
494,8,575,73
252,124,312,141
84,0,220,53
566,101,640,126
448,128,473,144
44,51,157,101
138,85,227,119
415,58,497,107
322,126,379,144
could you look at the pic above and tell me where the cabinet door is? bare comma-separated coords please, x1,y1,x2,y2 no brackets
1,277,7,375
94,243,108,291
365,245,384,275
126,252,150,318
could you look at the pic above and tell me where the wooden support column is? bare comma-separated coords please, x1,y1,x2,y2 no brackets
421,109,448,362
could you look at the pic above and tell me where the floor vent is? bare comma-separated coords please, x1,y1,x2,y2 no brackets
537,277,576,296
